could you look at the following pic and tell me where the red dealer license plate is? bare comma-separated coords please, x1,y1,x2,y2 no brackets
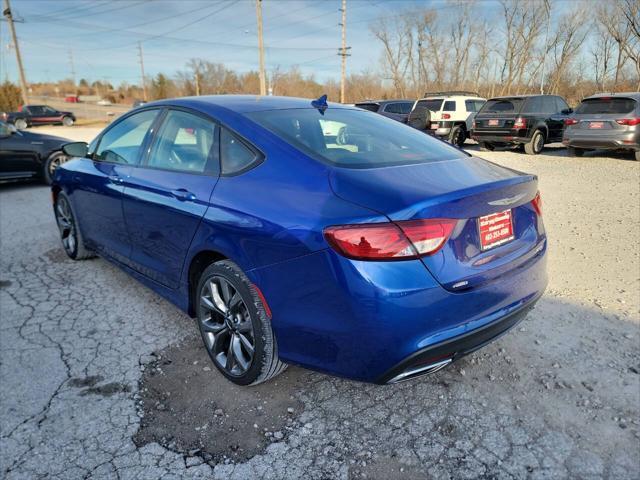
478,210,515,250
488,119,499,126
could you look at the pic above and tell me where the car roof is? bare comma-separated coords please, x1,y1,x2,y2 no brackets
582,92,640,101
145,95,356,114
486,94,560,100
417,95,485,100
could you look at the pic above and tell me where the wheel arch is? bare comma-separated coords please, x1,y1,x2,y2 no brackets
186,249,228,317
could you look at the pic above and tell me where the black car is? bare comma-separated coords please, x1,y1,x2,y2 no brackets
1,105,76,130
0,121,71,184
471,95,572,154
354,99,414,123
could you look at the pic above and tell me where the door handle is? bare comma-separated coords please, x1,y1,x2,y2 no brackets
108,175,124,185
171,188,196,201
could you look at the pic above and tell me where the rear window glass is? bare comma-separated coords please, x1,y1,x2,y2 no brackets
480,98,524,113
355,103,379,112
575,98,637,115
442,101,456,112
415,99,444,112
247,108,466,169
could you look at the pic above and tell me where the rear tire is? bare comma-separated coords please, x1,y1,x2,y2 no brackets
479,141,494,151
524,130,545,155
54,193,95,260
567,147,584,157
62,116,74,127
43,151,69,185
196,260,287,386
14,118,27,130
449,125,466,148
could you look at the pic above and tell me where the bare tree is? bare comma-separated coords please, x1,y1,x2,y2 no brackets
546,6,589,93
599,0,640,89
371,16,412,97
591,23,616,91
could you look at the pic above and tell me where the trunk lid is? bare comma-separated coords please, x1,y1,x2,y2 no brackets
329,158,544,291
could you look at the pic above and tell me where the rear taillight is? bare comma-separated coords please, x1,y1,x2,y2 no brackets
513,117,526,129
441,113,451,119
615,118,640,126
564,118,578,126
324,219,457,261
472,120,476,129
531,192,542,216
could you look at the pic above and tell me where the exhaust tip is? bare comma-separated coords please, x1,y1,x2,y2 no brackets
387,357,453,384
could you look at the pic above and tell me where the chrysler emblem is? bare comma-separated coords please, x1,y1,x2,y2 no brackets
488,193,526,206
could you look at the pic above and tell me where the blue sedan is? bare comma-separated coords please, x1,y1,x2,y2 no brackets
53,95,547,385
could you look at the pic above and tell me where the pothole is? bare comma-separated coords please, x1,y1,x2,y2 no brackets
133,335,306,464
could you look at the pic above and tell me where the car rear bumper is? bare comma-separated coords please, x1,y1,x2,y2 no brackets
471,131,531,144
563,133,639,150
248,242,548,383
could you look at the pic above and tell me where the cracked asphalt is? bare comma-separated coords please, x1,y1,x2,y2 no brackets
1,127,639,479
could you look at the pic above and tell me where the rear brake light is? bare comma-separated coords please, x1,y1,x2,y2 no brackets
324,219,457,261
564,118,578,126
531,192,542,216
615,118,640,126
441,113,451,119
513,117,526,129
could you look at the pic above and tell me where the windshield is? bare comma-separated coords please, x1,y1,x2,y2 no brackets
247,108,466,169
575,97,637,115
480,98,525,114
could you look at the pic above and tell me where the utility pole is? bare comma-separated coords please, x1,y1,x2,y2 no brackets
255,0,266,96
3,0,28,105
68,49,76,94
539,0,551,94
194,70,200,96
137,42,148,101
338,0,350,104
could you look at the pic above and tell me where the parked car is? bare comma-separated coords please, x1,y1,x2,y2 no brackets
471,94,571,154
96,99,112,106
1,105,76,130
408,92,486,147
562,92,640,160
0,121,71,184
53,95,547,386
354,99,414,123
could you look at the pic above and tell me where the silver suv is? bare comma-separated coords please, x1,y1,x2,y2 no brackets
563,92,640,160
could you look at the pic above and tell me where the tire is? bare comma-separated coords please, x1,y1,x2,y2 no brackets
14,118,27,130
449,125,466,148
524,130,545,155
62,116,74,127
567,147,584,157
43,151,69,185
479,141,494,151
196,260,287,386
54,193,95,260
408,109,431,131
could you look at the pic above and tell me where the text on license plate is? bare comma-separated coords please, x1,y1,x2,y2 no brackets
488,119,499,126
589,121,604,129
478,210,514,250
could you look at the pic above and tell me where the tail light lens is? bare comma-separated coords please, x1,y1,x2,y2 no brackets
513,117,526,129
324,219,457,261
564,118,578,126
615,118,640,126
441,113,451,119
531,191,542,216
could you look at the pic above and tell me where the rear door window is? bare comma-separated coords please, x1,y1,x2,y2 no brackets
523,97,543,113
555,97,569,112
575,97,637,115
541,97,557,113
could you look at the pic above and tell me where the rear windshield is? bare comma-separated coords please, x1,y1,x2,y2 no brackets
414,99,444,113
355,103,379,112
480,98,524,114
247,108,466,169
575,97,637,115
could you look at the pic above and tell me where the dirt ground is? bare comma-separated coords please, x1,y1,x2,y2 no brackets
1,125,639,479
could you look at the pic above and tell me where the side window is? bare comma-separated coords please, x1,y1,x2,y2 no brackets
146,110,218,174
542,97,557,113
555,97,569,112
384,103,402,114
443,101,456,112
398,102,413,114
465,100,483,112
27,106,42,115
524,97,542,113
95,109,158,164
220,128,260,175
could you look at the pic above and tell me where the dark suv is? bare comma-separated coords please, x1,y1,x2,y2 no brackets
471,95,572,154
354,100,414,123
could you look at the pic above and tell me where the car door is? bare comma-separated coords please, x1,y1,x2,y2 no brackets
24,106,45,125
121,108,220,289
0,124,40,179
40,106,63,124
70,108,161,264
549,97,571,142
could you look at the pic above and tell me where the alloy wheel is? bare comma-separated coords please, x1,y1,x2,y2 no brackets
48,154,68,177
199,276,255,377
55,196,77,255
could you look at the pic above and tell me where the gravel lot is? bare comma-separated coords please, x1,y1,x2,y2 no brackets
1,126,639,479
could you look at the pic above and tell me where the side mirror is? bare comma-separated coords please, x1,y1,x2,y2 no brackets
7,123,17,133
561,108,573,115
62,142,89,157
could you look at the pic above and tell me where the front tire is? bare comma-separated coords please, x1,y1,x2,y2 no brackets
43,151,69,185
524,130,545,155
62,116,74,127
14,118,27,130
449,125,466,148
54,193,95,260
196,260,287,386
567,146,584,157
